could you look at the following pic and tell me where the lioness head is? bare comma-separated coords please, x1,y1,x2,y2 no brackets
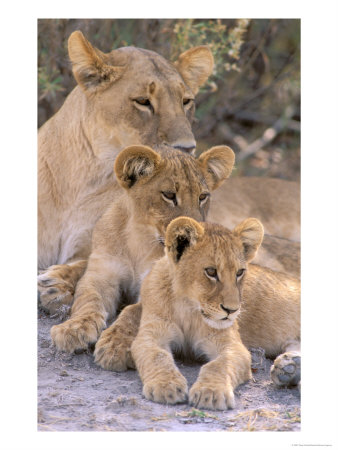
68,31,214,155
114,144,235,241
165,217,264,329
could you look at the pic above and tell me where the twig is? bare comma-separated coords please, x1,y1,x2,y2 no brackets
217,123,249,153
237,105,296,162
233,110,300,133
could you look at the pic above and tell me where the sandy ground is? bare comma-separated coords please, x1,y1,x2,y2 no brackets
38,310,300,432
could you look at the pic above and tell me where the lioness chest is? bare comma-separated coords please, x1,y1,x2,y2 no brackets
39,175,119,268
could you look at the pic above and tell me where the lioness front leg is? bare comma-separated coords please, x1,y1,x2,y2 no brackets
51,257,125,353
38,259,87,317
94,303,142,371
131,322,188,405
189,339,252,410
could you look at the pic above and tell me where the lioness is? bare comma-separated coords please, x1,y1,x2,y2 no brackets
50,144,235,350
38,31,300,310
38,30,300,274
38,30,214,270
131,216,259,410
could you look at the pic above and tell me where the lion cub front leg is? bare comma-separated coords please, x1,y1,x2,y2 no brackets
131,321,188,405
51,258,124,353
189,335,252,410
38,259,87,317
94,303,142,371
270,340,301,388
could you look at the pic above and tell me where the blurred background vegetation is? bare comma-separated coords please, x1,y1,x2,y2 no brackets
38,19,300,180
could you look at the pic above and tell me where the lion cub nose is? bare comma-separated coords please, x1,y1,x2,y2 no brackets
220,305,238,315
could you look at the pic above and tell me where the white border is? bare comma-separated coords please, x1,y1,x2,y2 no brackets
2,1,338,449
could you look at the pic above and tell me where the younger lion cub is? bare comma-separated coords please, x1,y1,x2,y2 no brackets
131,217,264,410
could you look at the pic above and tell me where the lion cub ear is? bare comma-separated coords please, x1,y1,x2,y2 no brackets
165,217,205,263
114,145,161,189
198,146,235,190
68,30,125,92
174,46,214,95
233,218,264,262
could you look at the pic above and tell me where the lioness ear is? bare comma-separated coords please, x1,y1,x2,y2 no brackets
165,217,204,263
68,30,124,92
198,146,235,190
114,145,161,189
174,46,214,95
233,218,264,262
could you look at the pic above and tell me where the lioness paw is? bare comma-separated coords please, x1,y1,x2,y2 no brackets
94,327,135,372
38,266,75,317
189,382,235,410
270,351,301,388
50,314,105,353
143,375,188,405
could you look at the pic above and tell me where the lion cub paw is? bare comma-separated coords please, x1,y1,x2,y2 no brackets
270,351,301,388
143,374,188,405
94,327,135,372
50,314,105,353
189,382,235,410
38,266,74,317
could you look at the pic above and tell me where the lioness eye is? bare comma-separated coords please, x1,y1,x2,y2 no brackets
236,268,245,278
199,193,210,204
205,267,218,281
161,191,177,206
134,98,154,112
135,97,151,106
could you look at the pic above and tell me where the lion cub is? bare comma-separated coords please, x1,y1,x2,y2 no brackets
50,144,235,354
131,216,265,410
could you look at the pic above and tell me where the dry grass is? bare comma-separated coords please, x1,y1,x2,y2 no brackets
227,407,301,431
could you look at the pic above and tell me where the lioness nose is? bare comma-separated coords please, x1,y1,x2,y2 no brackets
220,305,238,315
173,143,196,154
169,136,196,153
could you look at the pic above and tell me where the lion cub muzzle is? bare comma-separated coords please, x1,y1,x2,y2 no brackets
220,305,238,318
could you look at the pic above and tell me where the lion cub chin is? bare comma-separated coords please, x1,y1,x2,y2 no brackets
131,216,265,410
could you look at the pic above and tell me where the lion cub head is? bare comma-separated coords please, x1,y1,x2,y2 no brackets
114,145,235,242
165,217,264,329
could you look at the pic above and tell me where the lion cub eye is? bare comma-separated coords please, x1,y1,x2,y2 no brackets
236,268,245,279
183,98,194,106
199,192,210,205
161,191,177,206
205,267,219,281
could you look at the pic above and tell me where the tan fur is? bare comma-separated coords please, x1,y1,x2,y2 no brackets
131,217,266,410
97,221,300,389
38,260,87,317
255,234,300,277
38,32,299,314
50,145,235,353
38,30,214,270
238,264,300,358
209,176,300,241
